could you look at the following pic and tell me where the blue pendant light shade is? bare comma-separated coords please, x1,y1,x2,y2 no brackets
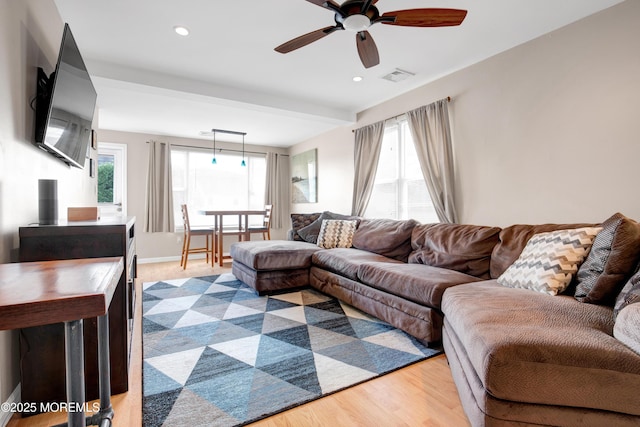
241,134,246,166
211,130,217,164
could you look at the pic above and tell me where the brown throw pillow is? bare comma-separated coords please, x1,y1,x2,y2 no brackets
575,213,640,305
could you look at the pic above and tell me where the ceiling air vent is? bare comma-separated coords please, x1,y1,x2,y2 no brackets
381,68,415,83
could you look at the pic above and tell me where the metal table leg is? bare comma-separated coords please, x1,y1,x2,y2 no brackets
64,319,86,427
87,313,114,427
57,314,113,427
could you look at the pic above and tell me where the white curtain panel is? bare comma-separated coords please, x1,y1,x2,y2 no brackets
351,121,385,216
406,99,458,224
265,152,290,229
144,140,175,232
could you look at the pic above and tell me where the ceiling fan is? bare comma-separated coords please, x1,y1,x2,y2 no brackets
274,0,468,68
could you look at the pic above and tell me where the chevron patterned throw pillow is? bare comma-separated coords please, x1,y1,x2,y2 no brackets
317,219,358,249
497,227,602,295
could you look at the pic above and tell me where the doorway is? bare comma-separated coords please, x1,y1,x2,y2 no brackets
98,142,127,217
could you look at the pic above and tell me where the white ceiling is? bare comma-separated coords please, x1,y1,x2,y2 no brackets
53,0,623,147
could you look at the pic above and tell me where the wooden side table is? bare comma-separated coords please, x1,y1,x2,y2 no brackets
0,257,124,427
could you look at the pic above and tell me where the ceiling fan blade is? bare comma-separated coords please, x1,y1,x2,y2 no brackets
380,8,467,27
306,0,342,12
356,31,379,68
360,0,379,14
275,26,340,54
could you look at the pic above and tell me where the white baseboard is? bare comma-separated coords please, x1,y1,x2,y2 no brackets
137,255,182,264
137,254,210,264
0,384,20,427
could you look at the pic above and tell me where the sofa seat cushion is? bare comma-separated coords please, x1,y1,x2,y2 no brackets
312,248,402,281
442,280,640,416
230,240,321,270
358,262,482,310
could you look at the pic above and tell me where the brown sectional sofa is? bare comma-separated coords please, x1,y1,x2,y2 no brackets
230,212,640,426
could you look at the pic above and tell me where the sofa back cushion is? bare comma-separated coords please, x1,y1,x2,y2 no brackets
351,218,418,262
490,222,597,279
409,223,501,279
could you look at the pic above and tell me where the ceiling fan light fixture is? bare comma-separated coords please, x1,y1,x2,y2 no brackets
352,76,363,82
343,15,371,32
173,26,190,36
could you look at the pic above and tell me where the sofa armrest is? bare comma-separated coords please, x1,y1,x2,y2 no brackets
614,303,640,354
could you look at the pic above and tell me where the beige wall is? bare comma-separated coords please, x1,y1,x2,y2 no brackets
98,130,289,262
290,126,354,215
295,0,640,227
0,0,98,407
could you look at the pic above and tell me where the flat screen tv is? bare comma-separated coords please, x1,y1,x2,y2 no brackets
35,23,97,169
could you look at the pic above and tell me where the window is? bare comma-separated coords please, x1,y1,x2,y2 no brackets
365,119,439,223
171,147,266,228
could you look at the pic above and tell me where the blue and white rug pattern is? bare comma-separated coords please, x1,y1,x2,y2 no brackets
142,274,440,426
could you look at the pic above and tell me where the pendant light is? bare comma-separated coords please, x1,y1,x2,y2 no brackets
208,128,247,166
241,134,246,167
211,130,217,164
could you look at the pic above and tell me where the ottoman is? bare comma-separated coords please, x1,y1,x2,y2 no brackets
230,240,321,294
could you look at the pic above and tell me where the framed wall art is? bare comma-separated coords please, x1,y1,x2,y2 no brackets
291,149,317,203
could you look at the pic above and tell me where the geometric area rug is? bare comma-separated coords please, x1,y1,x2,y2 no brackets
142,274,442,427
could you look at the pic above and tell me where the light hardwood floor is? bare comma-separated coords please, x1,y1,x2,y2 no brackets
9,259,470,427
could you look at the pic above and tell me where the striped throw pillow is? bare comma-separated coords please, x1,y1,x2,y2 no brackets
317,220,358,249
497,227,602,295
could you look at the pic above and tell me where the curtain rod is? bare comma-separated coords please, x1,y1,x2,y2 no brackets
146,141,289,157
352,96,451,133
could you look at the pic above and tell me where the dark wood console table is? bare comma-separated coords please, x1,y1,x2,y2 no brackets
18,216,136,411
0,257,124,427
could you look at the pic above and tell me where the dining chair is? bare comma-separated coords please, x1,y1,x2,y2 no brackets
245,204,273,240
180,204,213,269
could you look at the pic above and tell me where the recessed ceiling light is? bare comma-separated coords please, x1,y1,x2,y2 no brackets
174,26,190,36
352,76,363,82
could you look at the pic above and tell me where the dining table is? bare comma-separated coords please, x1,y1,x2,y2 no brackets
198,209,267,267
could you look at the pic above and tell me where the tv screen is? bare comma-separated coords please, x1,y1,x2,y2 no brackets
35,23,97,169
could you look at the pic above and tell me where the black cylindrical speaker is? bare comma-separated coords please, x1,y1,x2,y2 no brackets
38,179,58,225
